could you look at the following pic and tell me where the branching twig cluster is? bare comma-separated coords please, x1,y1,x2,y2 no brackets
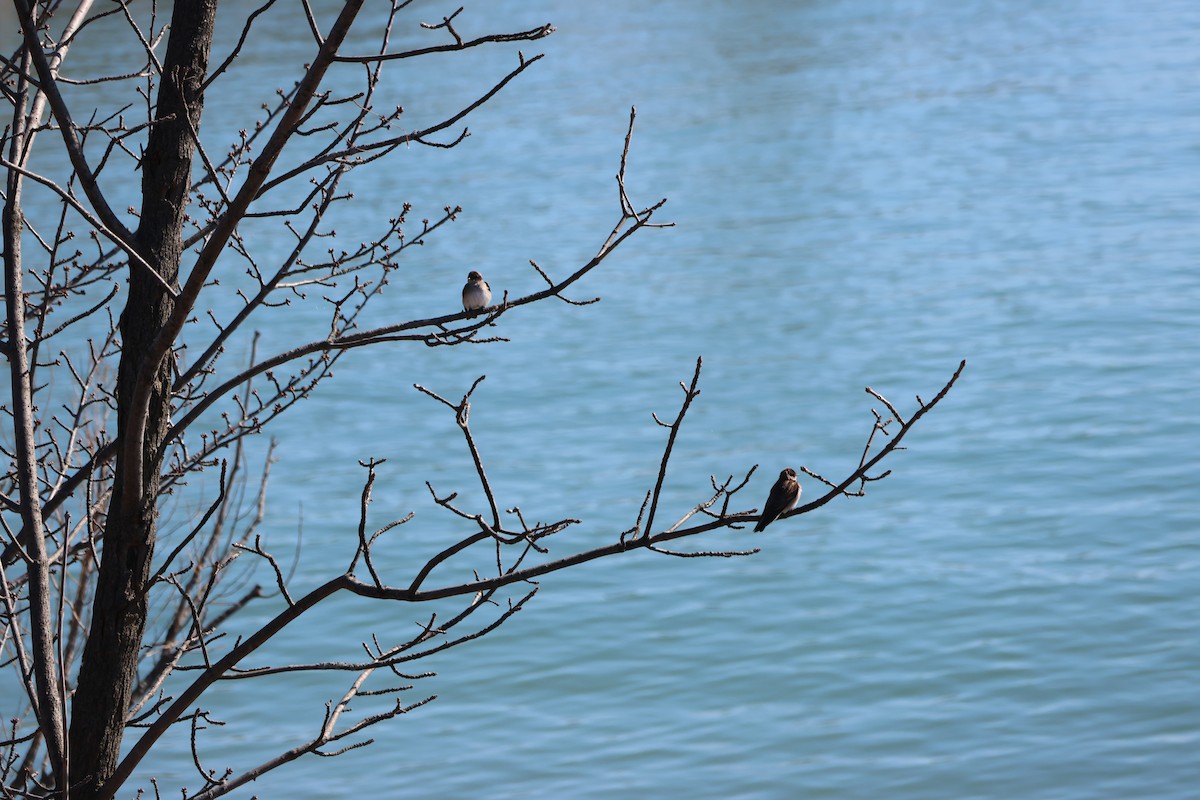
99,354,963,799
1,2,965,798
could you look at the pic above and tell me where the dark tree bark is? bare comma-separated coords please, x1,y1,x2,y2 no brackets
67,2,219,795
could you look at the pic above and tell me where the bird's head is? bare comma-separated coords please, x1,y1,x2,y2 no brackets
781,467,797,480
467,270,484,282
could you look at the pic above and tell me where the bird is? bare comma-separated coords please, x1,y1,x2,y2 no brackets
754,467,800,532
462,270,492,313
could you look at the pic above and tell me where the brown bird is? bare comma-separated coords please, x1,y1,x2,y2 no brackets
754,467,800,532
462,270,492,312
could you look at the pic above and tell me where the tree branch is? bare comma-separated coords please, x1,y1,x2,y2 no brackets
12,0,143,265
120,0,369,517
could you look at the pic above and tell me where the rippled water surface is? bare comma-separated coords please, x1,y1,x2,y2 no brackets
7,0,1200,797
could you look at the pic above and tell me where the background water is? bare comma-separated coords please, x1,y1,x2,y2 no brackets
4,0,1199,797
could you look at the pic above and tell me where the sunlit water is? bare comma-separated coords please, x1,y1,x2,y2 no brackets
4,0,1199,797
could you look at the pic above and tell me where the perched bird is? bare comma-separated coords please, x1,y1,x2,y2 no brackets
754,467,800,532
462,270,492,312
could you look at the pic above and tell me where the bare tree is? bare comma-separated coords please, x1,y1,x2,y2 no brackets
1,2,965,798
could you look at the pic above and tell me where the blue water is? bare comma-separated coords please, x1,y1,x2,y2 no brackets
5,0,1200,797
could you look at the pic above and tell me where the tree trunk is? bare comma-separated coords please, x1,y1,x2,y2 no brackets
68,2,218,796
